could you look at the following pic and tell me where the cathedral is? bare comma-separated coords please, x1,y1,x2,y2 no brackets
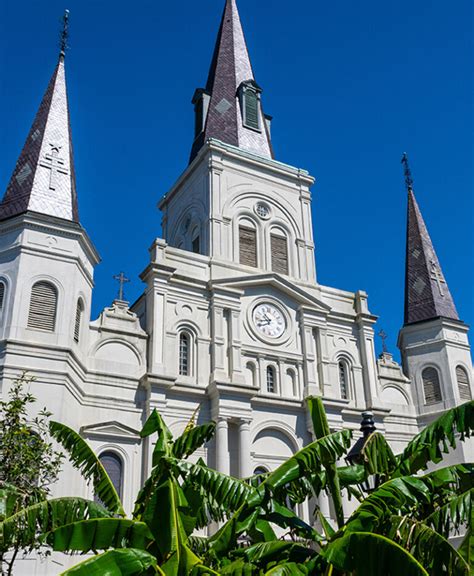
0,1,472,572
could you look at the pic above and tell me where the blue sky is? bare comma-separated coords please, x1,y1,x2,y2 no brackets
1,0,472,359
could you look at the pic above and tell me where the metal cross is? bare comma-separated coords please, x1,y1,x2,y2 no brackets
60,10,70,57
113,272,130,301
40,146,68,190
401,152,414,192
430,260,446,297
378,329,388,354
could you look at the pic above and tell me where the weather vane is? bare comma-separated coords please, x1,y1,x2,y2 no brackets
401,152,414,193
59,9,70,58
113,272,130,302
378,329,388,354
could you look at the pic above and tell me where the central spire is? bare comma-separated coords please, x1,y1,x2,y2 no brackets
190,0,273,162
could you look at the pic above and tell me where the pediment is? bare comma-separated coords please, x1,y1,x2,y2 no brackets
80,421,141,441
211,273,331,313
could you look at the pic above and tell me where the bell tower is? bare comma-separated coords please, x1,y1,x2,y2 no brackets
398,154,473,415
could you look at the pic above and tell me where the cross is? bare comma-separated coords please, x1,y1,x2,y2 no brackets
40,146,68,190
401,152,414,192
60,10,70,57
378,329,388,353
430,260,446,297
113,272,130,301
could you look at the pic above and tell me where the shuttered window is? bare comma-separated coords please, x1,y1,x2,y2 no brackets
422,367,442,404
27,281,57,332
271,233,289,275
244,89,259,130
339,361,349,399
456,366,472,401
239,226,257,268
97,452,123,500
0,282,5,312
74,300,84,343
179,332,190,376
266,365,276,393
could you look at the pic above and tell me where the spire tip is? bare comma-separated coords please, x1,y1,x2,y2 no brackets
401,152,414,193
59,9,70,59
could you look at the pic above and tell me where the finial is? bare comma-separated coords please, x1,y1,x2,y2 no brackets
401,152,414,193
378,329,388,354
113,272,130,302
59,9,70,59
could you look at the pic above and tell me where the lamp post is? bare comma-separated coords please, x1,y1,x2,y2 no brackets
346,411,379,493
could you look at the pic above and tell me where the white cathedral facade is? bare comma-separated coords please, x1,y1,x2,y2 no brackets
1,1,472,571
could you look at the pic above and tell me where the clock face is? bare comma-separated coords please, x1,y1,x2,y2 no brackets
253,303,286,338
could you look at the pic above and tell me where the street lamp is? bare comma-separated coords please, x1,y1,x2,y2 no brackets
346,411,379,493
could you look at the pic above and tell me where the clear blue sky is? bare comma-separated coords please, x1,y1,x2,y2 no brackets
1,0,472,359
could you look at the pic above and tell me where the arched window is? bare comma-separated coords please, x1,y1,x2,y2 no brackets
179,332,191,376
266,365,276,394
253,466,268,485
27,281,58,332
239,224,257,268
287,368,297,396
338,361,349,400
98,451,123,500
271,230,289,275
0,281,6,314
74,299,84,343
191,227,200,254
246,361,257,387
422,367,442,405
456,366,472,401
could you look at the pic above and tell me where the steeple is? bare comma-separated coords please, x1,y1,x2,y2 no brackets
189,0,273,163
402,154,459,325
0,11,79,223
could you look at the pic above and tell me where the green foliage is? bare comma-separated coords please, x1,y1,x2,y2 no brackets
60,548,160,575
322,532,429,575
49,421,125,516
3,395,473,575
395,400,474,475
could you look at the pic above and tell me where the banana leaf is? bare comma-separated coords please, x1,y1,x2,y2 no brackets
141,409,173,466
394,400,474,475
306,396,345,529
260,429,352,494
322,531,429,575
235,540,315,566
263,563,313,575
387,515,469,576
0,483,19,521
50,421,125,516
457,507,473,567
60,548,161,575
172,422,216,460
0,497,110,552
360,431,397,477
423,487,473,537
46,517,153,552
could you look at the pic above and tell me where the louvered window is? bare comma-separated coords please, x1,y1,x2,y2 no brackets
271,233,289,275
27,281,57,332
0,282,5,312
97,452,123,500
422,367,442,404
74,300,84,343
239,226,257,268
179,332,190,376
456,366,472,401
244,88,260,130
339,361,349,399
266,365,276,393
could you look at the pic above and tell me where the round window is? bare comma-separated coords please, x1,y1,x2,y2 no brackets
255,202,270,219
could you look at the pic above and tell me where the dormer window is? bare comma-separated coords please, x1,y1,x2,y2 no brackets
239,81,262,131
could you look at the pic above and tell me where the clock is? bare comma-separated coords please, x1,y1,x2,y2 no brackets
253,303,286,338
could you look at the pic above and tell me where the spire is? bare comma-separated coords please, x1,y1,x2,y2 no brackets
190,0,273,162
0,11,79,223
402,154,459,325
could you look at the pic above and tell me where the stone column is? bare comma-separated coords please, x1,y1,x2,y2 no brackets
238,420,252,478
216,417,229,475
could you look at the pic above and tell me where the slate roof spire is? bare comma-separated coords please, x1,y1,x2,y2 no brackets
190,0,273,162
0,11,79,223
402,153,459,325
